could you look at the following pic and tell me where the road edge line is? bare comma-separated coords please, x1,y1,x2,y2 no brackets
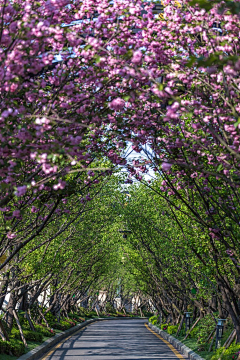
145,323,185,359
146,322,205,360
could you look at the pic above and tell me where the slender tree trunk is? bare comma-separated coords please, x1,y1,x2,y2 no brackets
13,310,28,348
38,308,51,329
176,315,184,337
4,292,17,331
0,319,8,341
184,317,200,340
25,310,36,331
0,272,9,311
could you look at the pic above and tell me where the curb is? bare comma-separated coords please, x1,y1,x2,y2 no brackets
148,322,205,360
17,317,147,360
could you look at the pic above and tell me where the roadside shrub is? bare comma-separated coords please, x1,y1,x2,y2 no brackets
35,324,55,337
78,306,88,316
11,328,43,342
149,315,158,324
86,311,97,318
69,314,85,323
197,314,215,345
24,330,43,342
0,338,25,357
52,323,65,331
52,320,73,331
116,312,126,317
105,302,116,314
211,344,240,360
167,325,178,335
44,312,57,326
9,340,25,357
161,323,168,331
64,318,76,327
143,311,154,317
0,339,8,354
189,326,199,338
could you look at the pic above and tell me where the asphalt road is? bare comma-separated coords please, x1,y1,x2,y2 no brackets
40,319,187,360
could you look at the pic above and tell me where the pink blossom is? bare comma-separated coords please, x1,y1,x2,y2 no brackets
132,50,142,65
13,210,21,218
162,162,172,171
109,98,125,111
15,186,27,197
7,232,16,239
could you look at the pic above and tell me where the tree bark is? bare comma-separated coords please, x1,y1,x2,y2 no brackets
176,315,184,337
4,292,17,331
13,310,28,348
38,308,51,329
0,319,8,341
184,317,200,340
25,310,36,332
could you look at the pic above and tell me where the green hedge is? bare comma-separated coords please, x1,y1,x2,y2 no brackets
210,344,240,360
35,324,55,337
11,328,43,342
149,315,158,324
0,338,25,357
161,323,168,331
167,325,178,335
52,320,73,331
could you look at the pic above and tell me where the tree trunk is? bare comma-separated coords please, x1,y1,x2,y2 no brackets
0,272,9,311
223,329,236,348
25,310,36,332
13,310,28,348
208,333,216,352
4,292,17,331
0,318,9,341
176,315,184,337
38,308,51,329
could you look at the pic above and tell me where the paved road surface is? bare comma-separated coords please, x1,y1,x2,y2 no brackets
40,319,187,360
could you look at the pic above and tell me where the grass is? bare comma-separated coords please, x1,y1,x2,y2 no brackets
0,355,17,360
0,335,51,360
0,329,63,360
176,335,213,360
177,326,233,360
25,335,49,352
153,324,233,360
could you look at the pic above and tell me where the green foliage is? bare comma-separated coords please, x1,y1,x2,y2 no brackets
167,325,178,335
189,326,199,338
211,343,240,360
143,311,154,318
161,323,168,331
35,325,55,337
44,312,57,326
68,313,85,323
78,307,89,316
196,315,215,345
86,311,98,318
52,320,73,331
11,328,43,342
105,302,116,314
0,338,25,357
149,315,158,324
